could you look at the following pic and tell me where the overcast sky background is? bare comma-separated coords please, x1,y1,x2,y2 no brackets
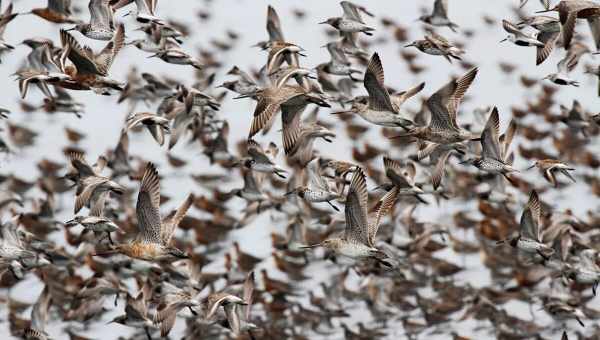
1,0,599,339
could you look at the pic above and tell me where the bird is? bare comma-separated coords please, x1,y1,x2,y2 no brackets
333,53,421,129
527,159,576,187
563,249,600,295
236,139,287,179
65,215,122,245
25,0,79,24
500,20,545,47
286,157,342,211
109,163,192,262
418,0,459,32
124,111,171,146
391,67,480,145
319,1,375,37
301,167,393,267
405,30,464,63
65,151,125,215
516,15,561,65
497,190,555,261
67,0,115,41
59,23,125,91
460,107,519,185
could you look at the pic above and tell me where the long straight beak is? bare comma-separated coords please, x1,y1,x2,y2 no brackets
499,38,508,43
535,9,553,13
330,110,351,115
300,243,321,249
405,43,415,48
284,190,297,196
526,164,536,170
233,93,252,99
147,53,158,59
318,21,328,24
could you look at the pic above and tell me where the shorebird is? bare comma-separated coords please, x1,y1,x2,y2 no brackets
265,41,306,74
245,67,329,138
537,0,600,51
124,111,171,146
405,30,464,63
320,42,361,80
59,23,125,91
26,0,79,24
110,163,192,262
205,271,257,336
559,100,590,136
563,249,600,295
378,156,426,202
418,0,459,32
319,1,375,37
516,15,561,65
527,159,576,187
117,0,165,25
65,215,122,245
460,107,519,184
147,48,204,69
301,168,393,267
153,284,201,337
0,216,51,279
543,42,589,86
66,151,124,215
279,88,335,162
497,191,555,261
543,301,585,327
218,66,259,98
110,292,156,339
286,157,342,211
230,169,269,212
391,67,479,144
500,20,545,47
237,139,287,179
333,53,421,129
67,0,115,41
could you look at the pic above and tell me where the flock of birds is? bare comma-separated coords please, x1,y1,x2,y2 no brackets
1,0,600,339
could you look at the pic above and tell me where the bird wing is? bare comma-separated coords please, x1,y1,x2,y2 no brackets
536,30,559,66
161,193,194,246
519,190,542,241
68,151,96,177
30,285,51,333
428,67,478,130
392,82,425,108
344,168,369,245
502,19,522,35
433,0,449,17
481,107,502,160
249,94,280,138
501,118,517,161
281,101,307,154
60,29,101,76
74,177,106,214
242,169,260,193
242,271,255,321
431,149,451,190
363,53,395,112
368,185,398,247
340,1,364,23
383,156,411,188
95,23,125,76
307,158,330,191
561,11,577,50
89,0,111,29
136,163,162,244
266,5,284,42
